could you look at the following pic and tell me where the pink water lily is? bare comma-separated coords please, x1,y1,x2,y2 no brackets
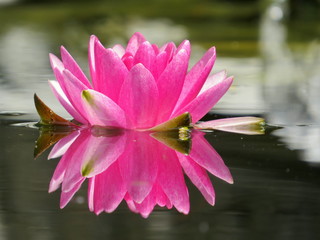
48,32,234,129
48,127,232,218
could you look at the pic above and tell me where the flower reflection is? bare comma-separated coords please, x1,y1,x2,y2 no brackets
46,126,232,218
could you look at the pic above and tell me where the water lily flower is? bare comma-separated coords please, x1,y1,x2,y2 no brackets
48,32,234,130
47,126,232,218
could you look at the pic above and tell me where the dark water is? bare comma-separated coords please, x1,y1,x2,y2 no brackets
1,0,320,239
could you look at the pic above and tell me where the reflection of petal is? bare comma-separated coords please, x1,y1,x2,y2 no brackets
178,155,215,205
60,178,85,208
88,161,126,214
188,131,233,184
80,129,126,178
47,126,233,217
48,130,80,159
157,142,190,214
119,132,158,203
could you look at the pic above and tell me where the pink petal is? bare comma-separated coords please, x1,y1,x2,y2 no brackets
61,69,92,122
88,162,126,214
122,54,134,70
89,35,98,84
199,70,227,95
189,131,233,184
60,46,91,88
126,32,146,56
161,42,176,64
112,44,125,58
153,51,168,79
133,41,156,75
118,64,159,129
176,40,191,57
49,54,67,92
173,76,233,123
152,43,159,55
195,117,265,135
92,40,129,102
174,47,216,111
48,80,88,124
156,49,189,124
48,130,80,159
177,153,215,205
81,89,127,128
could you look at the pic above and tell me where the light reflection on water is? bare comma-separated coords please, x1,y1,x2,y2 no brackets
0,0,320,239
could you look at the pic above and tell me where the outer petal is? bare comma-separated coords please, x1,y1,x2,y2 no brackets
118,64,159,129
81,89,127,128
49,53,67,92
48,80,88,124
177,153,215,205
173,77,233,123
195,117,265,135
189,131,233,184
126,32,146,56
60,46,91,88
89,35,98,84
199,70,227,95
61,69,92,121
156,49,189,124
92,40,129,102
174,47,216,111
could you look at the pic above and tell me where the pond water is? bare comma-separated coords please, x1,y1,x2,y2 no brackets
0,0,320,239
